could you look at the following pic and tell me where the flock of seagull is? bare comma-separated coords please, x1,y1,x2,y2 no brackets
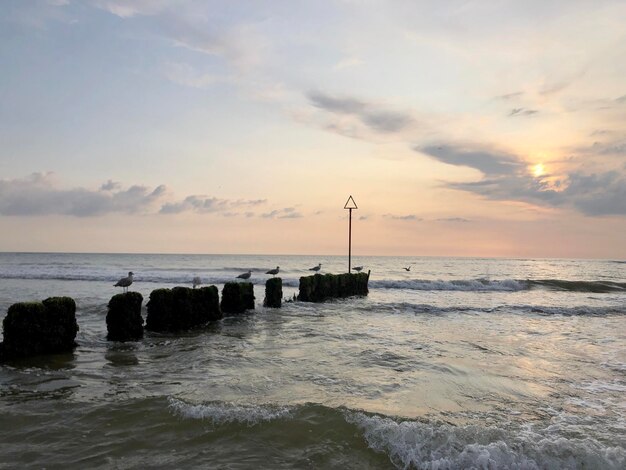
114,265,413,292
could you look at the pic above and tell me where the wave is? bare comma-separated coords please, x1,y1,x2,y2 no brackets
166,399,625,469
370,279,528,291
528,279,626,293
168,398,292,425
1,270,625,293
364,302,625,317
0,272,301,288
371,278,626,293
344,410,625,470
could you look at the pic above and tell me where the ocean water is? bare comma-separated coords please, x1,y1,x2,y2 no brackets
0,253,624,469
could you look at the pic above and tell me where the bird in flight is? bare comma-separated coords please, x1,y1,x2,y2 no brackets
352,266,363,272
114,272,134,293
403,266,411,272
237,270,252,280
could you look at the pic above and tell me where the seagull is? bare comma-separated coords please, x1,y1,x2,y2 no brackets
309,263,322,272
237,270,252,280
192,276,202,289
352,266,363,272
114,272,134,293
404,266,411,272
266,266,280,277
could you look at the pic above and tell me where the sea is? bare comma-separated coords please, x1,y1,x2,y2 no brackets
0,253,624,469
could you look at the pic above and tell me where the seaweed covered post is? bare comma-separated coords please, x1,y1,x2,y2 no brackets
0,297,79,360
298,272,369,303
264,277,282,308
146,286,221,332
106,292,144,342
221,282,255,314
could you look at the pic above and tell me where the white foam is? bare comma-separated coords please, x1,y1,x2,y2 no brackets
167,398,291,425
344,412,626,470
578,381,626,393
369,279,528,292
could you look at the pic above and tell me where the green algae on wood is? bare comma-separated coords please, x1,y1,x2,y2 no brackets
298,272,369,303
264,277,283,308
1,297,79,360
146,286,221,332
106,292,144,342
221,282,255,314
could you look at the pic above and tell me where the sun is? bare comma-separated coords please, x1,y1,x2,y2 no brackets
532,163,545,177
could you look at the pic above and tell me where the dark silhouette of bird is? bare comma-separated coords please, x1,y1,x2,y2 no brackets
352,266,363,272
266,266,280,277
403,266,411,272
309,263,322,272
192,276,202,288
237,270,252,280
114,272,134,293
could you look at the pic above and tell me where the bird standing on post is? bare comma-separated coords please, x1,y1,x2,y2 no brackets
237,270,252,280
309,263,322,273
266,266,280,277
114,272,134,293
192,276,202,288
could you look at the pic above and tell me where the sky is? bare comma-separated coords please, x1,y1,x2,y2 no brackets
0,0,625,258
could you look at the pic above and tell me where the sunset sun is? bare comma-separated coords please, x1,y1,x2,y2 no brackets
533,163,545,178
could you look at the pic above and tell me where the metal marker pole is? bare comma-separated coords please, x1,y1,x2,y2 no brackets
348,207,352,273
344,195,357,274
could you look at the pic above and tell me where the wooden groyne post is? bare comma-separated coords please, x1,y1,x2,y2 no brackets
146,286,221,332
298,271,370,303
106,292,144,342
221,282,255,314
264,278,282,308
0,297,79,360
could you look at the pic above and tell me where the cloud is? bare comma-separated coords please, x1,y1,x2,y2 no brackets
0,173,274,218
423,144,626,216
160,196,266,214
307,91,413,134
539,76,581,96
509,108,539,117
418,145,522,176
308,92,366,114
260,207,303,219
162,17,269,72
382,214,422,221
437,217,470,223
161,62,220,89
100,179,121,191
0,173,166,217
496,92,524,100
92,1,269,73
334,57,365,70
588,139,626,156
563,171,626,216
91,0,172,18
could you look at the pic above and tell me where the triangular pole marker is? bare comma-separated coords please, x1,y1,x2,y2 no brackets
344,195,358,210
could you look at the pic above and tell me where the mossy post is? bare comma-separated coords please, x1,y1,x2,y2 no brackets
106,292,144,342
146,286,221,332
298,272,369,303
221,282,255,314
0,297,79,360
264,278,282,308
